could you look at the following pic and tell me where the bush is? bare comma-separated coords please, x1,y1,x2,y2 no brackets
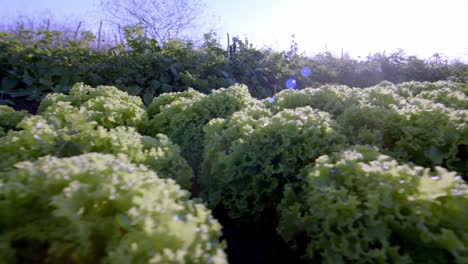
0,153,226,263
200,106,346,221
0,28,98,105
277,146,468,263
3,26,466,114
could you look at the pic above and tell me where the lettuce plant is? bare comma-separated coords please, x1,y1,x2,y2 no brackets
143,84,259,175
38,83,147,129
0,153,226,263
0,115,192,189
200,106,346,221
277,146,468,263
337,94,467,178
265,84,359,116
415,88,468,110
0,105,29,136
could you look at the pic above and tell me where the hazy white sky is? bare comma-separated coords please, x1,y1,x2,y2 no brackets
1,0,467,60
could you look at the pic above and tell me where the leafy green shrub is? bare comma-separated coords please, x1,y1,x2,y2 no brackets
0,115,192,189
200,106,346,221
0,105,29,136
0,153,226,263
277,146,468,263
143,84,259,175
2,25,467,113
38,83,147,129
0,28,98,104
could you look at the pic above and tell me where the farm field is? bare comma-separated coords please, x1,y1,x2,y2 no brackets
0,80,467,263
1,0,468,260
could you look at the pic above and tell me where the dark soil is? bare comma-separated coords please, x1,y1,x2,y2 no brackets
3,95,39,114
212,206,302,264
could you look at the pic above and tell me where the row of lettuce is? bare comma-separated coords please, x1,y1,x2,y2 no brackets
0,80,467,263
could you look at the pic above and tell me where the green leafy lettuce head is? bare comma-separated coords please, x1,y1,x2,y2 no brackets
357,83,408,108
0,153,226,264
200,106,346,222
38,83,147,129
337,102,404,149
71,126,193,189
415,87,468,110
143,84,260,175
264,84,359,117
277,146,468,263
145,88,205,120
0,115,60,169
0,105,29,135
391,81,467,100
390,105,465,170
336,94,467,179
0,116,192,189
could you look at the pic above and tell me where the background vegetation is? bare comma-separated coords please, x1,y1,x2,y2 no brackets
1,22,466,113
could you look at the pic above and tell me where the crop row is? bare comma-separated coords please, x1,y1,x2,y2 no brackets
0,80,467,263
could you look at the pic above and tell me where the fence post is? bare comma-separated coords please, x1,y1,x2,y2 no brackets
74,21,82,40
118,24,123,45
97,20,103,49
227,33,230,58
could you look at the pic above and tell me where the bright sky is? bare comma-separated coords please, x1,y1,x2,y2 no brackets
1,0,467,60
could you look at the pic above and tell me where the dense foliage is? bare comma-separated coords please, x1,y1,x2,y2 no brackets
266,81,468,179
0,84,192,189
0,105,28,137
142,84,258,176
38,83,147,129
1,27,467,114
277,146,467,263
0,153,226,263
0,78,467,262
200,106,346,221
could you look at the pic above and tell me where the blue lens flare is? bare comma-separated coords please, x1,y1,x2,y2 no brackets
268,97,275,103
300,66,312,77
285,78,297,89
